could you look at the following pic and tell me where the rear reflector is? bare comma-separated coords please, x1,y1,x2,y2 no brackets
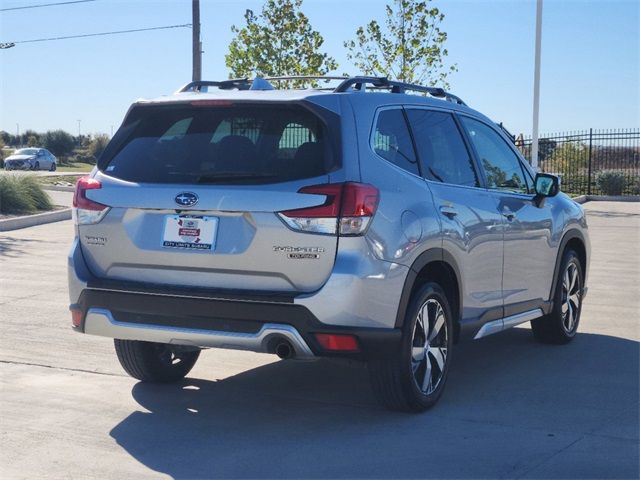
73,176,109,225
314,333,360,352
278,182,379,236
70,308,83,328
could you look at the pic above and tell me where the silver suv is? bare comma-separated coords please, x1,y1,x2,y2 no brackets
68,76,590,411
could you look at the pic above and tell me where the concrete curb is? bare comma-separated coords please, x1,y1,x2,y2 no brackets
0,208,72,232
44,185,75,192
574,195,639,204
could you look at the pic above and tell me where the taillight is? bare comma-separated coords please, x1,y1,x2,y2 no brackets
73,176,109,225
277,182,379,236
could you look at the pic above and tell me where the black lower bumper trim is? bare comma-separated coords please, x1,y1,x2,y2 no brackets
75,288,401,361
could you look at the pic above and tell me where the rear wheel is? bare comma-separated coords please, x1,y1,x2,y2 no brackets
369,282,454,412
531,249,583,344
114,339,200,383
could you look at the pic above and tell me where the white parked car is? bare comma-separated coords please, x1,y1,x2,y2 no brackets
4,148,57,171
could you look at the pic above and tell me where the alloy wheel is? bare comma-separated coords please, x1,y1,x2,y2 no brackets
153,343,190,367
411,298,448,395
561,262,581,332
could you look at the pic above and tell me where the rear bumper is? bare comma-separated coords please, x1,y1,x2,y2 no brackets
71,287,401,361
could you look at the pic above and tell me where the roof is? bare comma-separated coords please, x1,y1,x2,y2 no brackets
134,76,467,109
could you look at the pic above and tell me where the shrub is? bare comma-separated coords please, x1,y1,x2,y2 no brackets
19,176,53,210
42,130,75,157
595,170,627,196
0,175,53,215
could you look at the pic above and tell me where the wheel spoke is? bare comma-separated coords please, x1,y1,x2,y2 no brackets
421,354,432,392
412,346,425,362
565,301,574,330
429,307,445,342
569,265,578,293
429,347,447,372
563,270,570,292
561,300,569,315
421,303,430,338
569,292,580,308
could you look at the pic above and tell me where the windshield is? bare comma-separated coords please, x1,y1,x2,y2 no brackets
100,103,336,184
15,148,39,156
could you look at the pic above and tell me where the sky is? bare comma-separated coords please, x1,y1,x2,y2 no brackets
0,0,638,137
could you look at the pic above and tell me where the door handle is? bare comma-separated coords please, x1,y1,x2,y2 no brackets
439,205,458,218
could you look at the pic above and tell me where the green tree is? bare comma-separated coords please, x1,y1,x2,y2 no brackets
87,134,110,160
21,129,40,147
544,142,588,174
42,130,75,157
225,0,338,86
538,138,557,162
344,0,456,88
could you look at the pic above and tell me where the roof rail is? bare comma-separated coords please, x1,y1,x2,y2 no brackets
264,75,349,83
333,76,466,106
176,79,251,93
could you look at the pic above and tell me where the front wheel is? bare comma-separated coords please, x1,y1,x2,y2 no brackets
33,161,40,171
531,249,583,344
114,339,200,383
49,162,56,171
369,282,454,412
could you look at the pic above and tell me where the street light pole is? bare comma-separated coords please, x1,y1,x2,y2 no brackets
531,0,543,171
192,0,202,81
77,119,81,137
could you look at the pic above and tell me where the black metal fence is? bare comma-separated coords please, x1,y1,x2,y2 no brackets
517,128,640,196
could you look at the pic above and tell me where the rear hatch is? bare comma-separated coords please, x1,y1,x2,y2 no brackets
77,101,342,293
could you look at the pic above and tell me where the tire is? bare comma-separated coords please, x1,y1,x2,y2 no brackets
33,161,40,171
531,249,583,344
50,163,56,172
114,339,200,383
369,282,454,412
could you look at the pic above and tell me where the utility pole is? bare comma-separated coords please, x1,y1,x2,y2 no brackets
531,0,543,171
77,119,81,137
192,0,202,81
111,125,114,137
16,123,19,139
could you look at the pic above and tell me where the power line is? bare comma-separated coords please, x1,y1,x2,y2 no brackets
8,24,192,44
0,0,96,12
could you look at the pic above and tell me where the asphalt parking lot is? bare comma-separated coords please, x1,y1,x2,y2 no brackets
1,201,638,479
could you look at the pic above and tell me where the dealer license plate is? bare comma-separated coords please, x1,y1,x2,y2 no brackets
162,215,218,251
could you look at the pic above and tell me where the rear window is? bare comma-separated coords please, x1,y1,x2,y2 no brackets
100,103,335,184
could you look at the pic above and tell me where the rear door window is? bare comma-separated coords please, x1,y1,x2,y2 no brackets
100,104,333,184
371,108,419,176
406,109,479,187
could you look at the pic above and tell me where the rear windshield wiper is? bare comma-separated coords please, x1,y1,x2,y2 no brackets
195,172,278,184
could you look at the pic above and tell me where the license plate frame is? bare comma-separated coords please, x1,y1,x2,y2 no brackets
162,215,218,251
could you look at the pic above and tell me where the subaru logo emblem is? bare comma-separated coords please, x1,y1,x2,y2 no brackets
175,192,198,207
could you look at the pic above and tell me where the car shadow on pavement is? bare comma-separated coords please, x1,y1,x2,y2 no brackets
109,329,639,479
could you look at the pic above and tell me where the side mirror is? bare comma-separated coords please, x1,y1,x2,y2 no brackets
533,173,560,207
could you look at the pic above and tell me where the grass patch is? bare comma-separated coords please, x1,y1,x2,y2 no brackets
56,163,93,173
0,175,53,215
